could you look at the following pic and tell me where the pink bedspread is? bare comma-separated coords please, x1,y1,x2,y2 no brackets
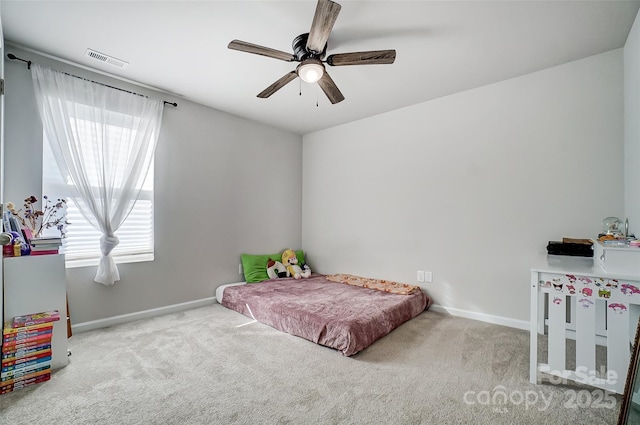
220,274,430,356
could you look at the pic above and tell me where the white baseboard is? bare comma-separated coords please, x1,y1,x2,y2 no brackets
429,304,529,331
73,298,528,334
71,297,217,333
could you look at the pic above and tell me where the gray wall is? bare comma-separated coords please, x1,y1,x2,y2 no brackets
302,49,624,323
5,23,636,327
625,11,640,236
4,46,303,324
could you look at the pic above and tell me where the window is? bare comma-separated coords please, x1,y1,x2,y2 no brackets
42,121,155,268
32,63,163,284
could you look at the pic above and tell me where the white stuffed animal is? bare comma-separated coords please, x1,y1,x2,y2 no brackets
266,258,288,279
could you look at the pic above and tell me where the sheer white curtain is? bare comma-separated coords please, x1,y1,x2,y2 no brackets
31,63,164,285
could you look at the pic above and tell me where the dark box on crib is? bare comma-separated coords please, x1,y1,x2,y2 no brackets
546,241,593,257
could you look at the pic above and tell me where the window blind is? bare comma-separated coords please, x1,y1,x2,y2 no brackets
42,129,154,264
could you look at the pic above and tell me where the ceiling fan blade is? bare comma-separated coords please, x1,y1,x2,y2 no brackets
326,50,396,66
306,0,341,54
317,72,345,104
228,39,295,62
257,71,298,98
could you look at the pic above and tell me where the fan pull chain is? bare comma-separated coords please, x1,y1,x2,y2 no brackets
299,79,302,96
316,85,319,107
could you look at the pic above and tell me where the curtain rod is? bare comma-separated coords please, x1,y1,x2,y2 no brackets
6,53,178,108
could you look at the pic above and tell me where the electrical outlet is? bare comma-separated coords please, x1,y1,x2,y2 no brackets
239,264,243,275
417,271,425,282
425,271,433,283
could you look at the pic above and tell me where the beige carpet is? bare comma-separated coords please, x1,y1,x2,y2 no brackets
0,304,621,424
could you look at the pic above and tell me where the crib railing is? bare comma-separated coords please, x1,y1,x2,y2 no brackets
530,270,640,394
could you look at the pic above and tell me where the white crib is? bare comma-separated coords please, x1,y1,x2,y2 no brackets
530,256,640,394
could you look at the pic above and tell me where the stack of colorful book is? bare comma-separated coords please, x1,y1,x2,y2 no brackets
1,310,60,394
29,236,62,256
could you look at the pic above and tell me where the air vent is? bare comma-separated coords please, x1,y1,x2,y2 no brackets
85,49,129,69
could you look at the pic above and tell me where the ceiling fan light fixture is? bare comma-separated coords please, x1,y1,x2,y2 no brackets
228,0,394,103
297,59,325,83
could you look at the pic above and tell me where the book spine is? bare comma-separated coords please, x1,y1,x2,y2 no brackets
0,367,51,385
1,350,52,368
8,215,21,234
2,338,52,354
1,361,51,379
2,344,52,360
13,373,51,387
3,328,53,343
21,227,33,242
1,356,51,373
12,311,60,328
29,243,61,247
29,250,60,256
1,374,51,393
8,372,51,387
30,238,62,244
2,333,53,350
30,245,61,250
3,321,54,335
3,211,12,233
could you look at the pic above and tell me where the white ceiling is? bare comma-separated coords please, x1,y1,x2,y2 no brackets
1,0,639,135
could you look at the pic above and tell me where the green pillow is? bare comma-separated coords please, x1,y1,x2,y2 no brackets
241,250,305,283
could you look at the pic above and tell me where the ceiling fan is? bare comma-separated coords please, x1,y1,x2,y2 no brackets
228,0,396,104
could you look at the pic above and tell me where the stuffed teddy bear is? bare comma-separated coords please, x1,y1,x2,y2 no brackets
266,258,288,280
281,249,311,279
